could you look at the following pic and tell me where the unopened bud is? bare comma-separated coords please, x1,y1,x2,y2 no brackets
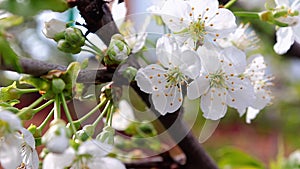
96,126,115,145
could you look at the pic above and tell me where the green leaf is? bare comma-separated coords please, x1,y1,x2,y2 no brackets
0,15,23,31
61,62,81,98
0,36,22,72
0,0,68,17
217,147,265,169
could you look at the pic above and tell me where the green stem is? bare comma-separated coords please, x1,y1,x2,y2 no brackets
17,95,45,117
105,103,112,126
60,93,78,138
92,100,111,127
74,98,108,123
109,105,114,126
85,39,104,55
82,49,99,56
234,11,260,19
17,88,39,94
224,0,238,8
54,95,61,119
33,99,54,112
37,108,54,131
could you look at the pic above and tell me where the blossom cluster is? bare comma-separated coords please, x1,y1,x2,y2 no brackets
136,0,274,122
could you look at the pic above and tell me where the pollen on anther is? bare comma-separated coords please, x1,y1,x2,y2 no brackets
229,63,233,66
165,93,168,96
190,13,193,16
192,7,195,10
216,12,219,15
216,34,220,37
232,98,236,102
178,98,182,102
170,103,174,106
149,76,153,79
210,24,214,27
158,80,162,84
180,18,184,22
230,74,234,77
213,38,217,41
157,74,161,77
206,8,209,11
205,16,208,19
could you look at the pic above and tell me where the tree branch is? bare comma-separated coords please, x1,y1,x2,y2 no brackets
0,57,113,83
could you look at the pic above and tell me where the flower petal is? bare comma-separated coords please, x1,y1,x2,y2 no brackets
179,49,201,79
151,91,168,115
164,85,183,113
221,47,247,74
0,109,22,131
226,77,256,111
274,27,295,55
0,134,22,169
246,107,260,124
205,8,236,37
156,35,180,68
42,148,75,169
161,0,191,32
135,64,167,93
188,0,218,18
89,157,126,169
78,140,112,157
197,45,220,73
201,88,227,120
187,76,210,99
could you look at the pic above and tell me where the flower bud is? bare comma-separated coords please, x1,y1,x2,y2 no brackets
76,125,95,141
51,78,66,94
57,39,81,54
42,119,69,153
96,126,115,145
64,27,85,47
43,19,66,39
107,39,131,62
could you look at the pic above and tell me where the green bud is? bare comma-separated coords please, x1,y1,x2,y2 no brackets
28,124,42,137
107,39,131,62
76,125,95,141
0,82,21,102
51,78,66,94
64,27,85,47
57,39,81,54
137,123,157,137
96,126,115,145
122,66,137,81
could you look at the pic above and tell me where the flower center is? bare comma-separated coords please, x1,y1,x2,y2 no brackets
189,19,206,46
166,67,186,87
209,70,227,88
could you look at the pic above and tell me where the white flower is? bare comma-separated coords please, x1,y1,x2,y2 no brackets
160,0,236,49
112,100,135,131
147,0,167,13
111,0,127,27
273,0,300,54
135,35,201,115
43,140,126,169
187,46,255,120
243,55,273,123
217,23,260,52
43,19,66,39
42,120,69,154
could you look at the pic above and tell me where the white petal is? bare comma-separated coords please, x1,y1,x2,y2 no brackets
251,87,271,110
161,0,191,32
201,88,227,120
20,128,35,149
188,0,218,18
245,54,266,81
111,1,127,27
89,157,126,169
131,33,147,53
112,100,135,131
179,50,201,79
187,76,210,99
0,109,22,131
0,134,22,169
246,107,260,123
78,140,112,157
156,35,179,68
43,148,75,169
164,85,183,113
221,47,247,74
292,22,300,43
151,91,168,115
135,65,167,93
274,27,295,55
275,0,289,6
226,77,256,111
205,8,236,37
43,19,66,39
197,45,220,73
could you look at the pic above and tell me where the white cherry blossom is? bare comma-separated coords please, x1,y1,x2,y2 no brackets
187,46,255,120
135,35,201,115
273,0,300,54
0,109,38,169
217,23,260,52
243,55,273,123
43,140,126,169
160,0,236,49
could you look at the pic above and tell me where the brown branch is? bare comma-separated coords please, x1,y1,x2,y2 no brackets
0,57,113,83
